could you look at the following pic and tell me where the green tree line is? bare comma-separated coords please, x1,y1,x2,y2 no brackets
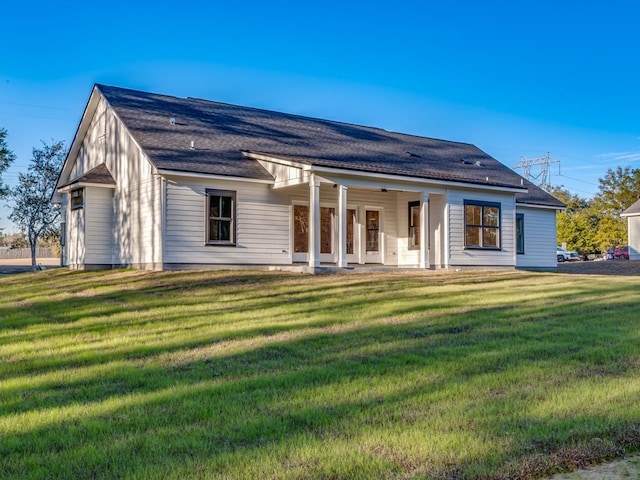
550,166,640,255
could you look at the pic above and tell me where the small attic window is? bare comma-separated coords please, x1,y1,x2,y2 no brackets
406,151,421,158
71,188,84,210
461,158,473,165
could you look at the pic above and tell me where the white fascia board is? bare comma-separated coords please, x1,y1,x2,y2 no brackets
516,202,565,211
156,169,274,184
55,86,102,191
57,182,116,193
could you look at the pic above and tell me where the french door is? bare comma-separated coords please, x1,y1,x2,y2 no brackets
293,204,381,264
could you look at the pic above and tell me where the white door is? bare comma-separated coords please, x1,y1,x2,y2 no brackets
364,209,382,263
346,208,359,264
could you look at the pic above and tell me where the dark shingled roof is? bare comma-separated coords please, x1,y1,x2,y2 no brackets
97,84,563,207
515,178,565,208
622,199,640,216
62,163,115,188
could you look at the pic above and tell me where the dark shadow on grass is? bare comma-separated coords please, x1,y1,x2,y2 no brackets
1,270,640,478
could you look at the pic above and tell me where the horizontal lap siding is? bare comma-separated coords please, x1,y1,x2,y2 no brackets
448,189,515,267
628,217,640,260
67,208,85,266
516,206,557,268
397,192,420,266
84,187,113,264
164,179,291,264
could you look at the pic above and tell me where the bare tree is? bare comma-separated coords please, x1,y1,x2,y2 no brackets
8,140,65,269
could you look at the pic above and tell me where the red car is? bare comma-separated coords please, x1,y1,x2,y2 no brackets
614,246,629,260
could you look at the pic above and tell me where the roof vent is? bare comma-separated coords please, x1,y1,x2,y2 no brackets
190,140,195,150
475,161,483,167
170,117,176,125
461,158,473,165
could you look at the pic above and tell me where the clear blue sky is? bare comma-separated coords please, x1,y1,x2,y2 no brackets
2,0,639,232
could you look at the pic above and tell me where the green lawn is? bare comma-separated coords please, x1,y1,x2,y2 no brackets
1,268,639,479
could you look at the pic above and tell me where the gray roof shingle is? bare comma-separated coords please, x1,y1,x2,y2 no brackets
622,199,640,216
97,84,563,207
62,163,115,188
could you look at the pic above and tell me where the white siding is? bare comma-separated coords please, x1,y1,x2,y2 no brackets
515,206,558,269
429,194,446,268
448,189,516,267
84,186,114,265
64,97,162,268
164,178,291,265
628,216,640,260
396,192,420,266
67,202,85,267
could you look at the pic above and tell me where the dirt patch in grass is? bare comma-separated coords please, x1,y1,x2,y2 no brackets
546,454,640,479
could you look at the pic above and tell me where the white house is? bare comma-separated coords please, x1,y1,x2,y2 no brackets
621,199,640,260
53,85,564,272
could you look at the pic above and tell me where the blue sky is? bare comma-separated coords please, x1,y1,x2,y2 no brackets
2,0,639,231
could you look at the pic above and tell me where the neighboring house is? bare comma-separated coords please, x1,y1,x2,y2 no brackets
621,199,640,260
53,84,564,272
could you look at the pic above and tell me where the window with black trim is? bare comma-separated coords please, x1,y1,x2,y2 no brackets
206,189,236,245
408,201,420,250
464,200,501,249
70,188,84,210
516,213,525,254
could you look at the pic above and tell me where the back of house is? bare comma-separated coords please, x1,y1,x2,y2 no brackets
53,85,564,272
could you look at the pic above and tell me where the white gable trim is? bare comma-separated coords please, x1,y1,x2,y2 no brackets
57,182,116,193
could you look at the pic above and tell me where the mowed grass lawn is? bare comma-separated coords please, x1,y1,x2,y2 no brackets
1,269,639,480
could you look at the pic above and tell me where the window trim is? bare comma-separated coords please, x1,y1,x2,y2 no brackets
408,200,420,251
205,189,237,246
70,188,84,210
463,200,501,250
516,213,525,255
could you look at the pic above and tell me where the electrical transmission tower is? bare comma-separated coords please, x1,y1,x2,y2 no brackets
513,152,560,189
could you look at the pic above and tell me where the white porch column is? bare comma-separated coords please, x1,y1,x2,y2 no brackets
337,184,348,267
420,193,430,269
308,174,321,268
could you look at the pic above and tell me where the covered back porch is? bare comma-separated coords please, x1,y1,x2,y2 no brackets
253,152,450,271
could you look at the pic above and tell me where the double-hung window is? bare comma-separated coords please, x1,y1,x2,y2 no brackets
464,200,501,249
70,188,84,210
206,189,236,245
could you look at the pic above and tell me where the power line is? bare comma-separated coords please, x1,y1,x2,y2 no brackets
557,173,599,187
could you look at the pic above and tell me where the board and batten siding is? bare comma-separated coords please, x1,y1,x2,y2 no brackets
163,178,291,265
447,189,516,267
83,186,114,265
627,216,640,260
515,206,557,269
66,96,163,268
